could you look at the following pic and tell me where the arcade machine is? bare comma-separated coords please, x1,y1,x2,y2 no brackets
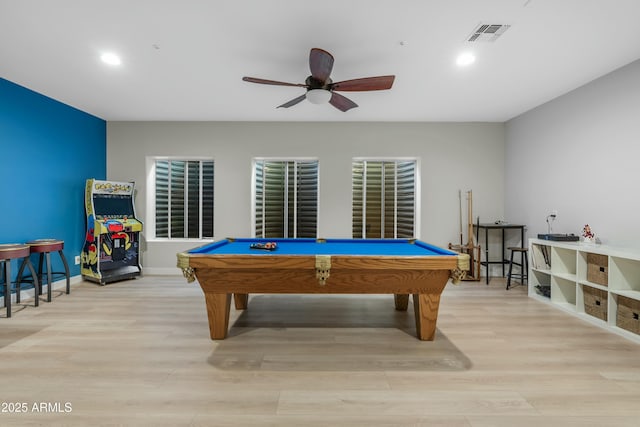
81,179,143,284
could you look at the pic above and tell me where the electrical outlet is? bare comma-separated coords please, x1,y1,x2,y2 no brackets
74,255,81,265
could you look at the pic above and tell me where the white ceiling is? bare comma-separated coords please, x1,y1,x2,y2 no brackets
2,0,639,122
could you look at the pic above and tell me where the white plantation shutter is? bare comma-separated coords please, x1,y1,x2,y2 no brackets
395,161,416,238
263,161,286,237
155,160,170,237
352,160,416,238
254,160,318,238
352,161,365,238
155,159,214,239
254,161,265,238
291,161,318,238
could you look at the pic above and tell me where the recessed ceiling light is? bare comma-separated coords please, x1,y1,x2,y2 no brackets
456,52,476,67
100,52,122,66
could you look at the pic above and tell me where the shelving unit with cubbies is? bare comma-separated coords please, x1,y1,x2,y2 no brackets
528,238,640,343
529,241,551,300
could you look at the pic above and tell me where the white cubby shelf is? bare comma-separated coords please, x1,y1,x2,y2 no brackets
529,238,640,344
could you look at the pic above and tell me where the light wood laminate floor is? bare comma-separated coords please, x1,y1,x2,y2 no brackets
2,276,640,426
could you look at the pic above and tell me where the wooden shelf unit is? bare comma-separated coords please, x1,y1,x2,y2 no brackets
529,238,640,343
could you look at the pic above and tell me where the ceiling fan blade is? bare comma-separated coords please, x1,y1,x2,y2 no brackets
242,77,307,87
277,94,307,109
309,48,334,83
331,75,395,92
329,92,358,112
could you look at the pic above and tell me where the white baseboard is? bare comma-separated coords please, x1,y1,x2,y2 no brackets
142,267,182,276
1,275,83,306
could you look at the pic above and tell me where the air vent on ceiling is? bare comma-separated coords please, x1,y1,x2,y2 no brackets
466,23,511,42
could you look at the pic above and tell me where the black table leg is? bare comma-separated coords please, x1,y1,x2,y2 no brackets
501,228,506,278
485,229,489,285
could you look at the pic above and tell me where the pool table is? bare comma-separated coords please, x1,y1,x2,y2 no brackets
177,238,468,341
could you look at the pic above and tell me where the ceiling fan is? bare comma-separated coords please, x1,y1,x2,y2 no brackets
242,48,395,112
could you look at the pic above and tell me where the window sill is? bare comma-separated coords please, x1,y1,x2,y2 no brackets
146,238,215,244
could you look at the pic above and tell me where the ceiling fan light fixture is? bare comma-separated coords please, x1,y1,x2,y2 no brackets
306,89,332,104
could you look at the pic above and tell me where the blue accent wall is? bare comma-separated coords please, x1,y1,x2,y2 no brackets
0,78,106,280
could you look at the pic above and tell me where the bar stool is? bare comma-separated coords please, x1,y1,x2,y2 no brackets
16,239,70,303
506,247,528,290
1,244,39,317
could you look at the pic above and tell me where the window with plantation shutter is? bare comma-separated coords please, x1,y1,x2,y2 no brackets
154,159,214,239
254,159,318,238
352,159,417,239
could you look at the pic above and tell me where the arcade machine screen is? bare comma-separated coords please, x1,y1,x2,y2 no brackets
93,194,135,219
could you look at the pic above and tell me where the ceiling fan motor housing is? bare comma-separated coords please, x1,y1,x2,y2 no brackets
305,76,332,90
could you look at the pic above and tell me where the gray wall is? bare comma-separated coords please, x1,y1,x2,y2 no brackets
107,121,505,273
506,59,640,246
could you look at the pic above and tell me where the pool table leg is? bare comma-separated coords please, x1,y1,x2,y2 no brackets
394,294,409,311
204,293,231,340
234,293,248,310
413,293,441,341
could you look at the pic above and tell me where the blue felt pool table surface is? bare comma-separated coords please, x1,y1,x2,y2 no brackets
189,238,457,257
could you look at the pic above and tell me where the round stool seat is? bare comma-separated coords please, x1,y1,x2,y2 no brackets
508,247,528,252
26,239,64,253
0,244,30,260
